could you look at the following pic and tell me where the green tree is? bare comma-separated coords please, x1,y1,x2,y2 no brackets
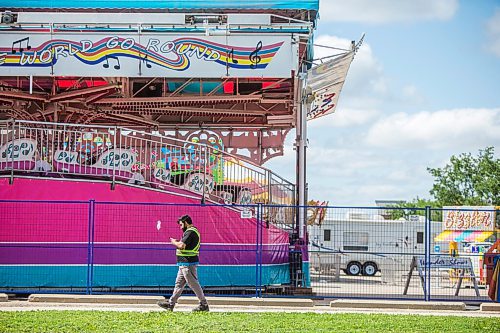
388,147,499,222
427,146,499,206
387,197,442,221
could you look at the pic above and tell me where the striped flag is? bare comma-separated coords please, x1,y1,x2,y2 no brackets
307,51,355,120
307,34,364,121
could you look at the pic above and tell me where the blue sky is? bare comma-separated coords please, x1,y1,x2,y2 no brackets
266,0,500,206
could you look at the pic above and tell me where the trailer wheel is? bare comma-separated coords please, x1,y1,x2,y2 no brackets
346,262,362,276
362,262,378,276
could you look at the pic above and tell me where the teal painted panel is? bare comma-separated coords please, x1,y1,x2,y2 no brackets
167,82,223,95
263,263,290,285
0,264,290,288
92,265,179,287
0,266,87,287
302,261,310,287
93,265,290,287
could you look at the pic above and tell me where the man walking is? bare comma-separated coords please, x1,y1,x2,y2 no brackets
158,214,209,312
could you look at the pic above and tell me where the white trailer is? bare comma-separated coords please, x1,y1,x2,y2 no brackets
307,216,442,276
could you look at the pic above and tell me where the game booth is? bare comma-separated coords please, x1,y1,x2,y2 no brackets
434,206,499,287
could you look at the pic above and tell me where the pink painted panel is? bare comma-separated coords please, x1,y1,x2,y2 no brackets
0,178,198,203
52,161,134,181
0,161,36,170
0,178,289,245
0,202,89,242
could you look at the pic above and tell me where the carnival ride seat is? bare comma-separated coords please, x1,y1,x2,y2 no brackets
52,148,144,184
151,160,217,198
150,165,192,196
212,184,253,205
0,138,38,172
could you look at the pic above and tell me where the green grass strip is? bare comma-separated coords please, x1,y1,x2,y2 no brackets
1,311,499,333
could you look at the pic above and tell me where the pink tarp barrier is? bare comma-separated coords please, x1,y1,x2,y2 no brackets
0,177,288,251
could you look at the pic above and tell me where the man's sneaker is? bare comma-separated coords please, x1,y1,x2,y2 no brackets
157,300,175,311
192,303,209,312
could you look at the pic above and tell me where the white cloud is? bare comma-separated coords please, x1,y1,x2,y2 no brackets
402,85,417,99
313,35,354,60
313,35,387,107
314,36,380,74
319,0,458,24
485,9,500,57
372,77,389,94
267,108,500,206
401,84,425,105
308,108,380,128
267,17,499,207
306,147,386,174
387,169,413,182
313,36,427,111
357,184,405,199
365,108,500,149
304,148,435,205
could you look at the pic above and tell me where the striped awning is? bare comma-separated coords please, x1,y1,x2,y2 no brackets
434,230,493,243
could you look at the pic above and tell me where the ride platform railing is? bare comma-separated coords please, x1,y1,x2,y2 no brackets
0,119,295,209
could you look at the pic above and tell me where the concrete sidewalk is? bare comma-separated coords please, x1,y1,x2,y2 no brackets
26,294,314,307
0,294,499,317
3,301,500,317
0,294,500,318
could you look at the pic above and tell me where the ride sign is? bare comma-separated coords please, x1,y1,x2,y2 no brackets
0,32,296,78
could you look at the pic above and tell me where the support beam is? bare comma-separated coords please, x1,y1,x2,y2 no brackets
106,113,159,127
85,90,117,105
132,77,158,97
49,85,118,102
93,95,265,105
106,106,270,116
0,90,48,102
296,69,309,239
169,78,194,97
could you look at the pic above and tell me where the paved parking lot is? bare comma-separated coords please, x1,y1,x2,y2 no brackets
309,269,490,302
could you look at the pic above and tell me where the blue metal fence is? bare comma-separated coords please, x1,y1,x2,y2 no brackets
306,205,497,303
0,200,274,298
0,200,497,302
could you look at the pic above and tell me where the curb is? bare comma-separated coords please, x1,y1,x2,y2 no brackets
28,294,163,304
26,294,313,307
330,299,466,311
480,303,500,312
177,296,313,307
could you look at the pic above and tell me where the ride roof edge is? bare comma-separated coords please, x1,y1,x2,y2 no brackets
0,0,319,11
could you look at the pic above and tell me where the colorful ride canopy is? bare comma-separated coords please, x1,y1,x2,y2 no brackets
0,0,318,149
1,0,319,11
0,1,315,78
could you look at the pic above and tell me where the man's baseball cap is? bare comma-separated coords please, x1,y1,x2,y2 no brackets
178,214,192,224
